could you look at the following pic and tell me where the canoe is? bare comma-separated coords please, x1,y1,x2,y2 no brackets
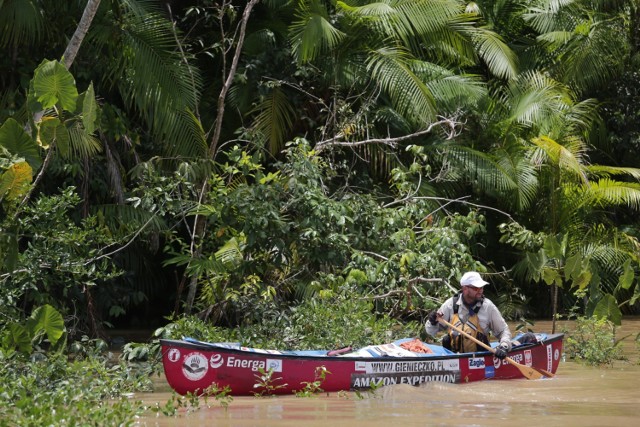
160,333,564,396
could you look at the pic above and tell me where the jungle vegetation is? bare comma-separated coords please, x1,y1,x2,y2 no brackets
2,0,640,423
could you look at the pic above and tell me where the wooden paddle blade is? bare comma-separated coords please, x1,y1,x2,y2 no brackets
506,357,551,380
532,366,555,378
507,358,544,380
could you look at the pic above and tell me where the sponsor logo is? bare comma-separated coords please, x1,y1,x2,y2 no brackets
506,353,524,363
351,372,459,388
468,358,485,369
360,360,459,374
524,350,532,366
546,345,553,372
496,352,523,368
484,365,495,378
554,349,560,361
210,353,224,368
225,356,283,372
266,359,282,373
182,352,208,381
167,348,180,363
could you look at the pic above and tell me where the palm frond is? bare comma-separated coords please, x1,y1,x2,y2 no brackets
89,8,204,158
66,122,102,160
557,18,626,92
496,147,540,211
0,0,44,48
506,71,572,128
562,98,600,136
410,61,487,110
584,178,640,210
468,27,519,80
243,28,279,56
529,135,588,183
214,237,245,268
366,47,437,124
536,30,573,46
396,0,478,63
439,144,542,210
248,85,296,155
289,0,346,63
119,13,201,113
163,109,208,160
524,1,626,93
522,0,582,34
337,0,398,38
430,74,487,111
587,165,640,181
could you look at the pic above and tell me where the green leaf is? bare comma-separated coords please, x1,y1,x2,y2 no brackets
81,83,98,134
542,267,561,286
572,270,592,290
618,259,634,290
0,118,42,170
38,118,71,158
7,323,32,353
593,294,622,326
37,116,61,147
564,252,582,279
543,234,565,259
32,59,78,111
30,304,66,346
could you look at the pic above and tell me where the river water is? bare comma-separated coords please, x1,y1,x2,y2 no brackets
135,318,640,427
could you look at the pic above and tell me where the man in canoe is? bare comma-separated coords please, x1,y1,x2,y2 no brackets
426,271,512,359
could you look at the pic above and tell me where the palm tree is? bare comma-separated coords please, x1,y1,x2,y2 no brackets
520,0,631,96
445,69,640,326
228,0,518,161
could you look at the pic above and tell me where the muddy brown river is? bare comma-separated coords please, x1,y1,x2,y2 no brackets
135,318,640,426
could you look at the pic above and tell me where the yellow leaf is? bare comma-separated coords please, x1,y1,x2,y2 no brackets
0,161,33,202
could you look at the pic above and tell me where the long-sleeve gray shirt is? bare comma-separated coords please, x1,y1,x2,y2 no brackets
425,294,512,350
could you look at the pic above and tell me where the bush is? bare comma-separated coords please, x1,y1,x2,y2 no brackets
0,351,152,425
155,289,423,351
564,316,624,366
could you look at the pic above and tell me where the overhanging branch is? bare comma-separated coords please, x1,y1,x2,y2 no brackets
315,117,462,153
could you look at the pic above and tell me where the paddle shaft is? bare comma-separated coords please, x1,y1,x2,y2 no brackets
437,317,553,379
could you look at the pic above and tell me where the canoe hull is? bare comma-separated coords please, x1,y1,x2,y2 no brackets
161,334,564,395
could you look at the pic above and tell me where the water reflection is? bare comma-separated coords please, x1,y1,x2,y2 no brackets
136,318,640,427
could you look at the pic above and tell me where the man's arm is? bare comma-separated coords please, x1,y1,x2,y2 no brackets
425,300,452,337
488,303,512,350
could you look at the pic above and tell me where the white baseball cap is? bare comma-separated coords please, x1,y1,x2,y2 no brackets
460,271,489,288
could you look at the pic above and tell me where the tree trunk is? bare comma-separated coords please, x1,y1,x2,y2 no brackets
551,283,558,334
631,1,640,59
62,0,102,69
182,0,260,314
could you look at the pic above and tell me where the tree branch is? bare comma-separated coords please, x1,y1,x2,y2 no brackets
315,117,462,153
208,0,260,159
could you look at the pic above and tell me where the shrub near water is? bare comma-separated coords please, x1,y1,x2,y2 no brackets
0,305,154,426
564,316,624,366
0,351,152,426
155,289,423,351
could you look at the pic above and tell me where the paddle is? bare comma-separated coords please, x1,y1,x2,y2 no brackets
438,317,554,380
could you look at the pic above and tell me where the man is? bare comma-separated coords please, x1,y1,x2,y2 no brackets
425,271,512,359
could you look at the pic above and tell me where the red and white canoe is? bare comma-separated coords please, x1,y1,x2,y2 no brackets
160,334,564,396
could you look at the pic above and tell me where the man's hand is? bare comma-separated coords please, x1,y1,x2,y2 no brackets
427,311,442,326
494,344,509,359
